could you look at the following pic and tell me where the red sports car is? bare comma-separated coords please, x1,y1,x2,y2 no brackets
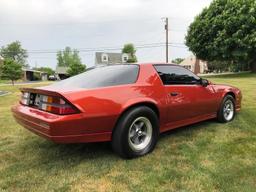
12,63,242,158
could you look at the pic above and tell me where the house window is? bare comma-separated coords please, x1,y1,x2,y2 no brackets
101,53,108,62
122,54,129,63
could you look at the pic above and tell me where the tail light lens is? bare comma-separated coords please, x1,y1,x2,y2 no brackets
20,92,79,115
20,92,30,105
39,95,78,115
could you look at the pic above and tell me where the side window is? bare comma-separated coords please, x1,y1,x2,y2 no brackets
154,65,201,85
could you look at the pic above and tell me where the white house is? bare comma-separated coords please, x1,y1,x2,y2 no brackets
95,52,131,65
180,55,208,74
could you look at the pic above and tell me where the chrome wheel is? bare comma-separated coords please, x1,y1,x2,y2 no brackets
128,117,153,152
223,100,234,121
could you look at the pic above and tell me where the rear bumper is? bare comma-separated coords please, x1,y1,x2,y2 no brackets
12,105,112,143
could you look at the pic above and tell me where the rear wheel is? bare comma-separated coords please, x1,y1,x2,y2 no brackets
217,95,236,123
112,106,159,158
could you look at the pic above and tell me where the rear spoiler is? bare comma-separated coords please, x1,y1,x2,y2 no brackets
20,88,63,97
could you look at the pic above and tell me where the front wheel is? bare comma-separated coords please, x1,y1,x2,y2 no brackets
217,95,236,123
112,106,159,159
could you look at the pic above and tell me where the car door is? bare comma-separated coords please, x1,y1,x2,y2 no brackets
154,65,218,124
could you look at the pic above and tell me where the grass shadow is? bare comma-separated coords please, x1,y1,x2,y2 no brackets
18,118,220,166
160,118,218,140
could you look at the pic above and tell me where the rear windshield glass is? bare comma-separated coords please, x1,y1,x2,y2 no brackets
50,65,139,89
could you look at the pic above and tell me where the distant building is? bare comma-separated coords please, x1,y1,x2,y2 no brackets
0,56,48,81
180,55,208,74
55,66,69,80
95,52,131,65
22,68,48,81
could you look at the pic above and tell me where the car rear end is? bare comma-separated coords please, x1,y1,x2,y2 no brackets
12,64,142,143
12,88,111,143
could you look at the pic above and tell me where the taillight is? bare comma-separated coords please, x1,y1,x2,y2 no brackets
38,95,79,115
20,92,30,105
20,92,79,115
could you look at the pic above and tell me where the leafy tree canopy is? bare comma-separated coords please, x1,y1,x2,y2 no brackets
172,58,184,64
0,59,22,85
67,62,86,77
57,47,79,67
186,0,256,72
0,41,28,66
122,43,137,63
57,47,86,76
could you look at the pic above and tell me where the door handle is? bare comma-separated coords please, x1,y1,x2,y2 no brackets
170,92,179,96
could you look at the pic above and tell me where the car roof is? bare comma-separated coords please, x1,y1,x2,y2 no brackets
137,62,180,66
91,63,182,69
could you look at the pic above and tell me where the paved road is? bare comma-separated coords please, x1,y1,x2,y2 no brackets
0,81,52,87
0,90,10,96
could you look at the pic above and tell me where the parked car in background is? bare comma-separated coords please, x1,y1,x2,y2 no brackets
12,63,242,158
48,75,57,81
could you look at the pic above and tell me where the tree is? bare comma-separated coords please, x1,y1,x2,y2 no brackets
0,59,22,85
57,47,75,67
0,41,28,66
186,0,256,72
122,43,137,63
172,58,184,64
207,60,230,73
56,47,86,72
67,62,86,76
66,49,86,76
33,67,55,76
57,47,86,76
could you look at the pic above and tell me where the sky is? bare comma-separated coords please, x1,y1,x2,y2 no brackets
0,0,212,69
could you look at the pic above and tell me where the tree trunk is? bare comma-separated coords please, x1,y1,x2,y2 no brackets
11,80,14,86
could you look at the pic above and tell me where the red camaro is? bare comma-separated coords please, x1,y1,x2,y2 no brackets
12,64,242,158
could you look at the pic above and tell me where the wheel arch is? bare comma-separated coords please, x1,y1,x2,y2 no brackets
111,101,160,139
225,91,236,101
121,101,160,118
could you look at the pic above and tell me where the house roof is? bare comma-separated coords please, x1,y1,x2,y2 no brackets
95,52,131,64
55,66,68,74
21,68,48,74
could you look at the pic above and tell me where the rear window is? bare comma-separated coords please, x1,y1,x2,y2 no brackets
50,65,139,89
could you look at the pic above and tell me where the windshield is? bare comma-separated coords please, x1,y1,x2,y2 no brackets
50,64,139,89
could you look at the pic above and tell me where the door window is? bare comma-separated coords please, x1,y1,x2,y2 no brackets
154,65,201,85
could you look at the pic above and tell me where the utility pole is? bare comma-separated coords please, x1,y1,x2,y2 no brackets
164,17,169,63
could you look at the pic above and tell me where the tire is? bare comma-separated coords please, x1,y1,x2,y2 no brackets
217,95,236,123
112,106,159,159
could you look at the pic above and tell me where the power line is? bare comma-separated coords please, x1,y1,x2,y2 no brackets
1,42,187,54
0,17,192,26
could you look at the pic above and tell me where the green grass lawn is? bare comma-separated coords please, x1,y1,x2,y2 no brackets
0,73,256,192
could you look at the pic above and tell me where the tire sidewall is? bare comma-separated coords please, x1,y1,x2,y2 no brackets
218,95,236,123
114,106,159,158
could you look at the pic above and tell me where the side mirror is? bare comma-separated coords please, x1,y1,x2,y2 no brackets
201,79,209,87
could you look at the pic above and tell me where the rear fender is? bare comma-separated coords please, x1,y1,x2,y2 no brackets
121,98,158,113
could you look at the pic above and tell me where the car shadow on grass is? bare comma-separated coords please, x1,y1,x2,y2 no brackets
160,118,218,139
20,118,220,164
